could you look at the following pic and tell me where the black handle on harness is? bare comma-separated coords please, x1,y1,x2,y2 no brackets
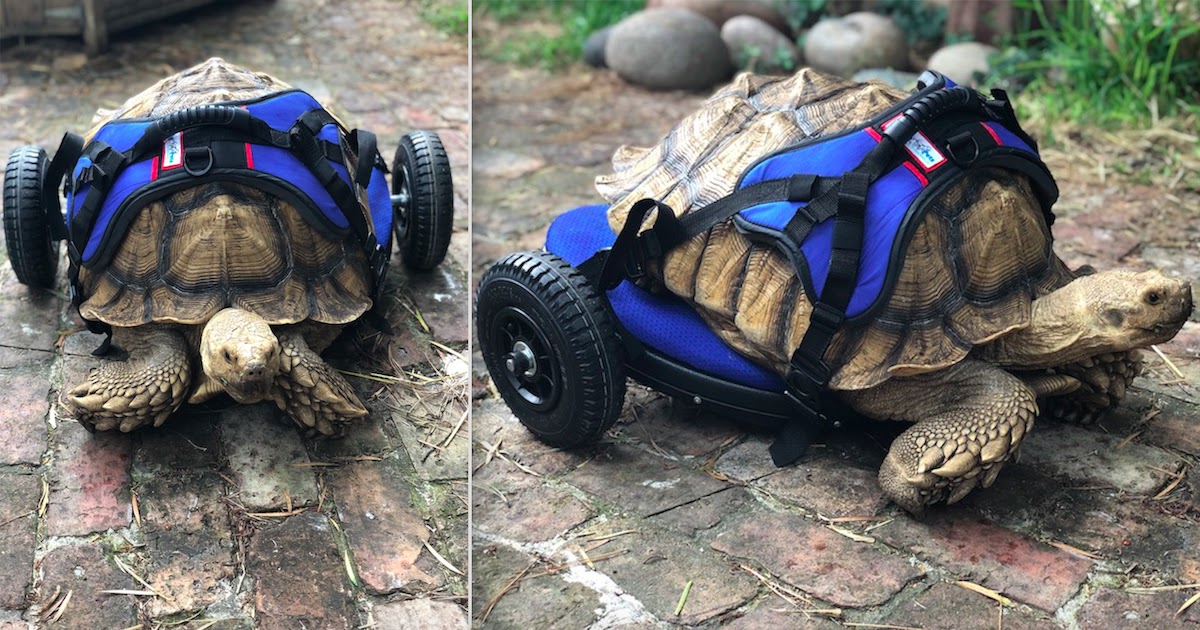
130,105,254,157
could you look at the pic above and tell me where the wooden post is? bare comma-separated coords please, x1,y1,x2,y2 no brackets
82,0,108,55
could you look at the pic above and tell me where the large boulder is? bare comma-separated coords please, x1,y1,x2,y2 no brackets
721,15,801,75
927,41,998,86
646,0,793,37
803,12,908,77
583,26,613,68
606,8,734,90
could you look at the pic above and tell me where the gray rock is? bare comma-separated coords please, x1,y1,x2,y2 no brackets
803,12,908,77
927,41,998,86
852,67,921,91
646,0,793,37
721,15,801,75
583,26,613,68
606,8,733,91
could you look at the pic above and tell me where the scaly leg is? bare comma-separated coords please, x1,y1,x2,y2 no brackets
839,359,1037,514
270,332,367,436
1039,351,1142,424
66,327,191,432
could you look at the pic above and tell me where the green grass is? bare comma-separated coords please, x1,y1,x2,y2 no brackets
475,0,642,68
999,0,1200,128
420,0,469,37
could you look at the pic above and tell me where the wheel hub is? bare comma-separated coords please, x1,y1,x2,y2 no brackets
504,341,538,378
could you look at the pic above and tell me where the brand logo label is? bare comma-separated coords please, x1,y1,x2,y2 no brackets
162,132,183,169
882,116,946,170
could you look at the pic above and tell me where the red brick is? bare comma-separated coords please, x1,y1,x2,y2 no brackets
374,599,467,630
407,264,469,344
38,545,135,629
614,388,741,458
0,372,49,465
711,513,923,608
133,426,234,619
219,404,318,511
563,444,728,518
1077,588,1200,627
472,545,599,628
0,474,38,609
874,511,1092,612
591,518,759,625
755,455,888,517
248,513,356,630
887,582,1059,629
327,460,440,593
47,422,131,536
472,462,592,542
722,595,842,629
0,295,60,359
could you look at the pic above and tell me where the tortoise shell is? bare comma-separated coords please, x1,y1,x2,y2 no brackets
77,58,372,327
596,70,1075,390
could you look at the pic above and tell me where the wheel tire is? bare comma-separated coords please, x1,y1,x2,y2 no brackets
392,130,453,271
476,251,626,448
3,146,59,288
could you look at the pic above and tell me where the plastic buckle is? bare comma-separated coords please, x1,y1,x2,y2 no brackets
784,359,830,422
370,243,390,299
623,229,660,280
183,147,213,176
809,302,844,334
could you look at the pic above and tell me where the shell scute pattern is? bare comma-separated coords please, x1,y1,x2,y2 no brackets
76,59,371,328
598,70,1073,390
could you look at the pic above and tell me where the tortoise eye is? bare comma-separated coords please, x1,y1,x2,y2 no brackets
1146,292,1161,305
223,350,233,363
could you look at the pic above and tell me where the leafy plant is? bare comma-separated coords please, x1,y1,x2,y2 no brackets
876,0,947,45
475,0,643,68
1001,0,1200,127
420,0,468,37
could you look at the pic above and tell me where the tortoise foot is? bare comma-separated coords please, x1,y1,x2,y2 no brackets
271,333,366,436
1042,351,1142,424
845,360,1038,514
65,328,191,432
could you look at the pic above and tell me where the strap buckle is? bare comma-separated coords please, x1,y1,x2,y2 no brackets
785,356,831,421
622,229,662,280
183,147,213,176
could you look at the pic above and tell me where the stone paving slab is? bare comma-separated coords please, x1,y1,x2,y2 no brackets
471,31,1200,627
0,0,468,626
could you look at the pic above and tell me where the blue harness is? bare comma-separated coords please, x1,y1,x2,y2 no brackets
44,89,393,337
576,72,1058,463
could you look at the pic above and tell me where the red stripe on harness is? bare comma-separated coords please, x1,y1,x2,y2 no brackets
245,143,254,169
150,157,159,180
981,122,1003,146
865,127,882,142
903,161,928,186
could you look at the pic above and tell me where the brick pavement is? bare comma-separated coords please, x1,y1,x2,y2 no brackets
471,51,1200,628
0,1,468,627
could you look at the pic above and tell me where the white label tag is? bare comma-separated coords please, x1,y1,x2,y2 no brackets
162,132,183,168
882,116,946,170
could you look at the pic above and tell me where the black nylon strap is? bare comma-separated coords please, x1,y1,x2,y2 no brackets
346,129,378,188
45,132,84,241
289,122,372,250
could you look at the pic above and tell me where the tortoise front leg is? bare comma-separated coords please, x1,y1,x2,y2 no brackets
270,332,367,436
1038,351,1142,423
840,360,1037,514
66,327,191,432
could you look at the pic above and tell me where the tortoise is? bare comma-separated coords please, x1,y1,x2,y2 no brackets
589,70,1193,512
2,58,454,434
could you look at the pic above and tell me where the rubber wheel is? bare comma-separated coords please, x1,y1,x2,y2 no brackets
476,251,626,447
3,146,59,288
392,130,453,271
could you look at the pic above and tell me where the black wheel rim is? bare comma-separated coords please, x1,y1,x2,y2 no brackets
392,161,412,241
489,305,561,411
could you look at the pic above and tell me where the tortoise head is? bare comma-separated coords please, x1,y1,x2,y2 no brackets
199,308,282,404
1070,269,1193,351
